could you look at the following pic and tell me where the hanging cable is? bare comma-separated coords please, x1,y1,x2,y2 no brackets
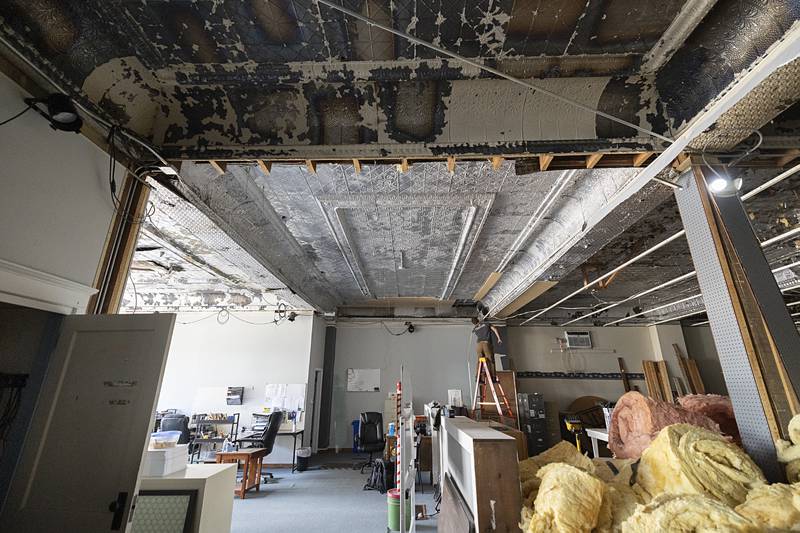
0,104,32,126
316,0,673,145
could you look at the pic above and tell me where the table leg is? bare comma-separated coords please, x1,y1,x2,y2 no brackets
590,437,599,459
241,457,249,499
256,457,262,492
292,434,298,473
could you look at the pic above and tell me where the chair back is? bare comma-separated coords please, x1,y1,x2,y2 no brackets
261,410,284,454
160,415,190,444
359,412,384,446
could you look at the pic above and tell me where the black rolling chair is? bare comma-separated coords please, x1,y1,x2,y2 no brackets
355,412,385,474
242,411,284,483
160,415,190,444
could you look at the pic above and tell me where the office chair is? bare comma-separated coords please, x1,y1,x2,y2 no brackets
160,415,190,444
244,410,284,483
355,412,385,474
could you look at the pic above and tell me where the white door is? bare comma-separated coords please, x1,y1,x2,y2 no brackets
1,313,175,532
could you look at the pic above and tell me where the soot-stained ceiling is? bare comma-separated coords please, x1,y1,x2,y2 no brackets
2,0,799,160
3,1,799,321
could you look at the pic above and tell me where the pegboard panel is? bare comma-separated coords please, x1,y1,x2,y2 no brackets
675,171,782,481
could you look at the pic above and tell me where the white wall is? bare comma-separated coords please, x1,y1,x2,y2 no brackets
0,70,119,290
508,326,659,410
157,312,315,463
331,322,474,449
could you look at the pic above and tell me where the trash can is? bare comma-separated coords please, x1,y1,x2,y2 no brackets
387,488,411,531
296,447,311,472
352,419,360,452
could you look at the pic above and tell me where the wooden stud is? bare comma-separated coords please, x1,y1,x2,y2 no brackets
539,154,553,171
672,153,691,172
256,160,271,175
353,159,362,174
305,160,317,174
632,152,652,167
586,153,603,169
776,149,800,167
491,156,503,170
208,160,226,175
399,158,410,173
447,156,456,175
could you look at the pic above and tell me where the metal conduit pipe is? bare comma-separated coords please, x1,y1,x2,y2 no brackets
608,256,800,326
557,163,800,326
520,230,686,324
496,171,575,273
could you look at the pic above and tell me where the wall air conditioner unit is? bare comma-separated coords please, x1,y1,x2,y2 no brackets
564,331,592,349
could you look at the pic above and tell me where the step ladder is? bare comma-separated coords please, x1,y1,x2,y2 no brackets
471,357,514,418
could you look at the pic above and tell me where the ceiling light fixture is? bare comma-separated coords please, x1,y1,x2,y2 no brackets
24,93,82,133
707,174,743,196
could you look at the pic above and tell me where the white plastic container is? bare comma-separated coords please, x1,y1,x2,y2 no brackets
143,444,188,477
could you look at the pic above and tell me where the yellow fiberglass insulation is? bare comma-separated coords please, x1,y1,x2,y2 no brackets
734,483,800,530
526,463,606,533
636,424,766,507
620,494,759,533
519,441,596,507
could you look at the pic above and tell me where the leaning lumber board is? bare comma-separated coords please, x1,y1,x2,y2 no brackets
655,360,674,402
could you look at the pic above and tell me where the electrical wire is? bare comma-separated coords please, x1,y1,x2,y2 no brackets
0,104,32,126
381,322,409,336
128,273,138,314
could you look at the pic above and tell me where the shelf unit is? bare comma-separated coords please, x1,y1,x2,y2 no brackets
191,413,240,463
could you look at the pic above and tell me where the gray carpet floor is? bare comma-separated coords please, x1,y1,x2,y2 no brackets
231,453,438,533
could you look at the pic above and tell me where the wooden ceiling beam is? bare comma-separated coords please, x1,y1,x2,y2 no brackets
586,153,603,169
491,156,504,170
305,160,317,174
256,159,271,175
447,156,456,175
632,152,652,167
353,159,362,174
208,160,226,175
539,154,554,171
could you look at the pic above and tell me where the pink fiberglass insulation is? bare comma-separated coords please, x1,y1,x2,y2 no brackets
608,391,720,459
678,394,741,444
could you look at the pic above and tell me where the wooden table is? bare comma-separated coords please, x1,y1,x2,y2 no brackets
215,448,267,499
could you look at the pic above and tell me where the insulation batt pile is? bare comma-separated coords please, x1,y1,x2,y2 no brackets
518,420,800,532
608,391,721,459
678,393,741,443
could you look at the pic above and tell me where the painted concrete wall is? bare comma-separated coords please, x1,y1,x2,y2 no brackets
330,322,474,449
0,71,121,289
682,325,729,395
508,326,661,410
156,312,315,463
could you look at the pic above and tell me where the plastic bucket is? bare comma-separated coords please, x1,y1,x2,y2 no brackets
387,488,411,531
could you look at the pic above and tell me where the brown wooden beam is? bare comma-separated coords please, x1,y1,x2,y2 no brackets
586,153,603,169
632,152,653,167
353,159,362,174
776,149,800,167
398,158,410,173
89,174,150,314
305,160,317,174
208,160,226,175
447,156,456,175
256,160,271,175
491,156,504,170
539,154,553,171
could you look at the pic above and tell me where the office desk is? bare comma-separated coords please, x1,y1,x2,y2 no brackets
238,429,305,472
215,448,267,498
139,464,236,533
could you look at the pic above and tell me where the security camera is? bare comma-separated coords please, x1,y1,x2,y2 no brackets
405,321,415,334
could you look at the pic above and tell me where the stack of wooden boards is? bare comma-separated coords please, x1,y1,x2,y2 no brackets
641,345,705,403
